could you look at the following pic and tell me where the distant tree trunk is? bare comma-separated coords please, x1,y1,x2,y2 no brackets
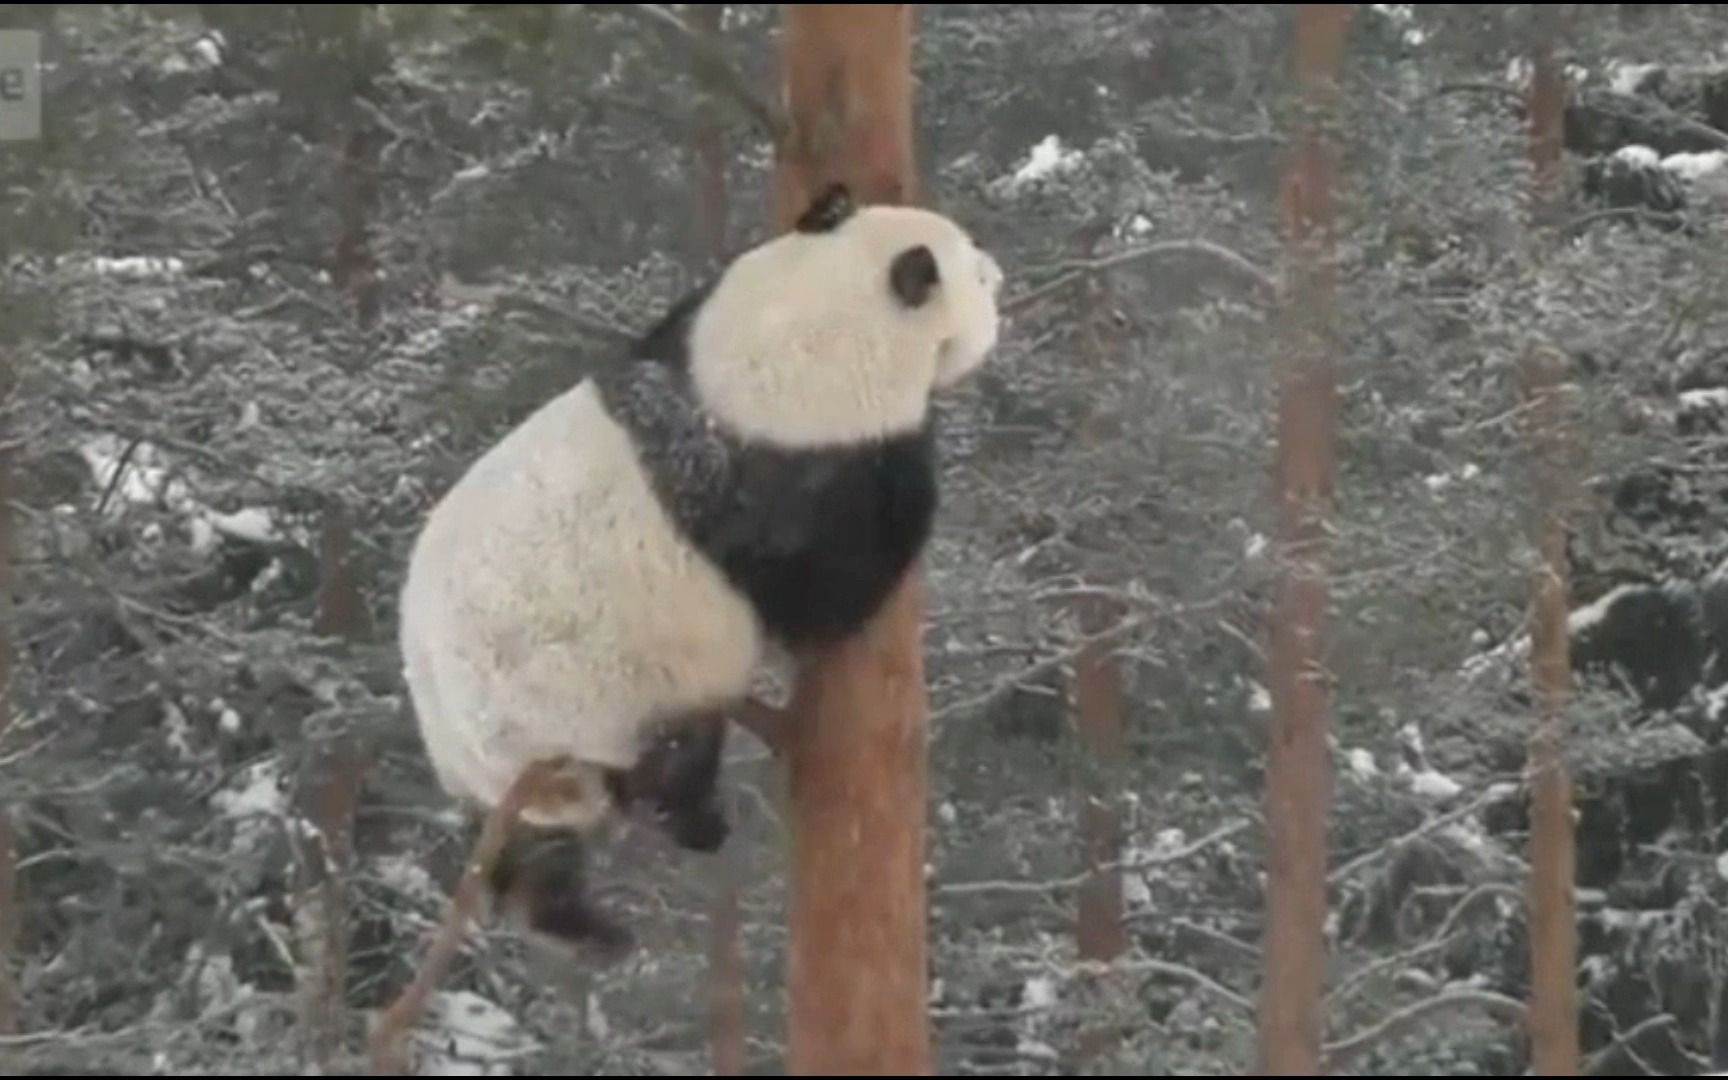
1523,7,1581,1075
1257,6,1352,1075
0,344,16,1037
1075,598,1126,967
690,10,748,1070
691,3,730,267
293,500,371,1070
775,6,931,1075
1073,593,1128,1068
707,842,747,1077
303,4,382,330
333,124,380,330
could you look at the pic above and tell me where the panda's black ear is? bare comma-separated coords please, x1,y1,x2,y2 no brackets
889,244,941,308
795,183,855,233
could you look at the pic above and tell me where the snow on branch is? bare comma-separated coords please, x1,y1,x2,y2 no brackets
1004,239,1277,315
937,819,1250,897
602,4,788,142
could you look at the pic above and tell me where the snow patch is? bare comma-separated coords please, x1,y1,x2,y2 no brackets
416,991,540,1076
1569,584,1638,636
1679,388,1728,413
1003,135,1083,193
213,759,287,820
85,255,187,280
1607,61,1663,96
1662,150,1728,182
1347,747,1379,780
1613,144,1661,170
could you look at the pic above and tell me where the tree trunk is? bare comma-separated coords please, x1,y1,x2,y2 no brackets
1073,596,1127,1068
1257,6,1352,1075
333,125,380,330
1523,7,1581,1075
775,6,930,1074
1075,599,1126,966
707,851,747,1076
0,342,15,1036
690,11,748,1070
691,3,730,267
294,500,371,1070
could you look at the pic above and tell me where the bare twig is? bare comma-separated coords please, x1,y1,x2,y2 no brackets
1582,1013,1677,1076
1321,989,1527,1072
1327,784,1506,888
1329,882,1516,1007
1434,81,1527,106
732,697,791,755
367,758,570,1075
938,819,1249,897
930,616,1146,724
92,435,145,517
600,4,787,141
1076,957,1255,1017
1004,239,1277,315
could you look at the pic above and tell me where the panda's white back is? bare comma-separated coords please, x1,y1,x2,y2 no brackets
398,378,764,827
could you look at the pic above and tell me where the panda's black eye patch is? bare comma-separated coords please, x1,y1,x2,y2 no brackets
889,245,941,308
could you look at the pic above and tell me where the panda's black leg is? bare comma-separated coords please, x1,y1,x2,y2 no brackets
604,713,730,853
652,715,729,852
488,824,634,960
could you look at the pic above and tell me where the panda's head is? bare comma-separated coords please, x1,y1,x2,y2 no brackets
686,184,1005,448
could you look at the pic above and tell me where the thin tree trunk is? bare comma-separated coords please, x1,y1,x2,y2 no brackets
775,6,930,1074
0,342,15,1037
690,10,748,1070
333,124,380,330
691,3,730,267
294,500,371,1070
1523,7,1580,1075
1073,595,1127,1067
1257,6,1352,1075
707,847,747,1076
1075,600,1126,965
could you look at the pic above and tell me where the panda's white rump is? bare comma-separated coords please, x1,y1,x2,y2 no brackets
398,380,764,828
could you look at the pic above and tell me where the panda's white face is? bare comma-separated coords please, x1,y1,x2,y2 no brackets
930,241,1004,389
686,203,1006,449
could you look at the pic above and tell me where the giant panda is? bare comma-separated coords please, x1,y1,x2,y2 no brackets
397,183,1005,953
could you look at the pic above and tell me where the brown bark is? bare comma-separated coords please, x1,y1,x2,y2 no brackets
690,16,748,1068
333,125,380,330
1257,6,1352,1075
1073,596,1128,1067
0,343,17,1036
708,856,747,1076
295,501,371,1070
369,759,572,1076
314,500,372,641
776,11,928,1072
691,3,731,266
1075,600,1126,965
1523,7,1581,1075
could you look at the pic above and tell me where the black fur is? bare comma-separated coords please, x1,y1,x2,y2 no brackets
793,182,857,233
602,714,729,853
488,825,633,957
889,244,941,308
488,717,728,956
599,302,938,649
506,202,943,950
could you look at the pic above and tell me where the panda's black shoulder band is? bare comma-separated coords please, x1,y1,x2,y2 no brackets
794,183,856,233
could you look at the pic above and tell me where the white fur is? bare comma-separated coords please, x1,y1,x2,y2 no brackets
399,381,763,828
399,202,1004,829
687,203,1003,448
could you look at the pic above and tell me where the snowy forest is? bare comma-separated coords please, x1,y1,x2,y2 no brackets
3,3,1728,1075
